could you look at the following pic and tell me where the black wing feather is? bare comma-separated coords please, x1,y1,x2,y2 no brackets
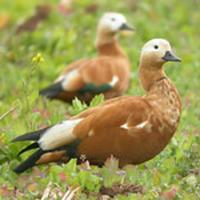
17,142,39,156
12,127,50,142
39,82,64,99
14,149,45,174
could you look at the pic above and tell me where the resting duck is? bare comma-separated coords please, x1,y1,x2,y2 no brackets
39,12,134,104
13,38,181,173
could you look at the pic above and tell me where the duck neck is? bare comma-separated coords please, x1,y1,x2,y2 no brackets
139,61,166,92
95,31,126,57
139,60,182,131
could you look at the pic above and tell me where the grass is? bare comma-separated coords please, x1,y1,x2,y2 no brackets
0,0,200,199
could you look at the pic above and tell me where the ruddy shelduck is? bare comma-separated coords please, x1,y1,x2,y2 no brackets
39,12,134,104
13,38,181,173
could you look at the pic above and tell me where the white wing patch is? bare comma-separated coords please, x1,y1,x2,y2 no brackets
38,118,83,150
135,121,148,129
62,70,80,90
55,70,80,91
109,76,119,87
121,123,129,130
121,121,149,130
55,75,65,83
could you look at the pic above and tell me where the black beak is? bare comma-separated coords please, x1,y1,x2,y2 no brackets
162,51,181,62
119,23,135,31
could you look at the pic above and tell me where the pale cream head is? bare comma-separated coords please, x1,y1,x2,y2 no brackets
139,39,181,91
97,12,132,34
140,38,181,67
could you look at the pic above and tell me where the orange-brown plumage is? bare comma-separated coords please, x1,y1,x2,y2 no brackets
13,38,182,173
40,13,133,104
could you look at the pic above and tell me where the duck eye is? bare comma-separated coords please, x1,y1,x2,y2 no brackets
111,17,116,22
154,45,159,49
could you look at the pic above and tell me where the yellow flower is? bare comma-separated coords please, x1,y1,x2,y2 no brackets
32,53,45,63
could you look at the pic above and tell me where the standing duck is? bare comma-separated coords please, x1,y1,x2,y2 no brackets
39,12,134,104
13,38,181,173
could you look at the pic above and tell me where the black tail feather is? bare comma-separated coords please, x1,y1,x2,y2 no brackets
17,142,39,156
39,82,63,99
14,140,82,173
14,149,45,174
12,127,49,142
